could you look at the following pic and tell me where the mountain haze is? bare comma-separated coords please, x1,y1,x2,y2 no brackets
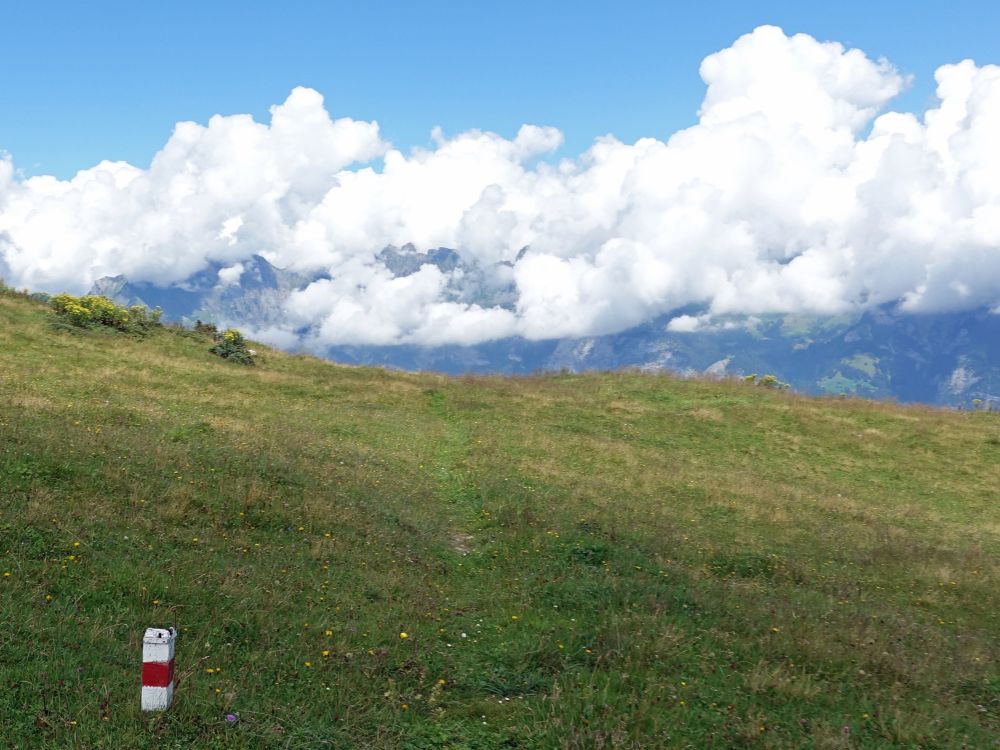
90,251,1000,407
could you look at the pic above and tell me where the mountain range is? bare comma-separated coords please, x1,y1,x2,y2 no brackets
90,248,1000,407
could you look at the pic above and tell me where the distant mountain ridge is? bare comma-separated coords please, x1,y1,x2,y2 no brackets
90,249,1000,407
91,254,312,329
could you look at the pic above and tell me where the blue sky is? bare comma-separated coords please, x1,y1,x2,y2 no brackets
3,2,1000,345
3,0,999,178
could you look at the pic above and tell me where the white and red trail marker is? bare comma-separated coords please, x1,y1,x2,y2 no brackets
141,627,176,711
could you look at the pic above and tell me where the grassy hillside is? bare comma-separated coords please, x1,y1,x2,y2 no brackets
1,289,998,749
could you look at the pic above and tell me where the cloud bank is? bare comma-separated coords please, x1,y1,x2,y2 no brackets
2,25,1000,347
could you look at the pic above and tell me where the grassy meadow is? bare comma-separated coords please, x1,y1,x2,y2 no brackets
1,288,998,748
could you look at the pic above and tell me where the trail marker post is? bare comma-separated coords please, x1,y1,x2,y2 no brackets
141,627,177,711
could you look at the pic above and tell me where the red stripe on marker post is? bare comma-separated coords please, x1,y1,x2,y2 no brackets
142,627,177,711
141,658,175,687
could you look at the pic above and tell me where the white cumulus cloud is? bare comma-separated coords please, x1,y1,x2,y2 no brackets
2,26,1000,347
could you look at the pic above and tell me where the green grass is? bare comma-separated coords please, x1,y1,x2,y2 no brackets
818,370,877,396
1,288,998,748
841,354,879,379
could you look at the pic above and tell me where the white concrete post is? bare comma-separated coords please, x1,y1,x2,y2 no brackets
141,627,176,711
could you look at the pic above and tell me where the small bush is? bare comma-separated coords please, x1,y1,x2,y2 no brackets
0,280,36,300
758,374,789,389
49,293,162,335
193,319,218,337
209,328,255,365
744,373,790,390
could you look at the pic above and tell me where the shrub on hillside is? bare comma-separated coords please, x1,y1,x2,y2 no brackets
193,319,218,337
209,328,255,365
743,373,791,390
758,374,790,389
49,293,162,335
0,280,40,301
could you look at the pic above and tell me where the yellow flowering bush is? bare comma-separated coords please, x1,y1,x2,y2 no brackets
743,373,790,389
50,293,162,334
758,373,790,390
209,327,255,365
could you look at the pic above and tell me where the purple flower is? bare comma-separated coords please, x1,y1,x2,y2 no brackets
225,713,237,724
